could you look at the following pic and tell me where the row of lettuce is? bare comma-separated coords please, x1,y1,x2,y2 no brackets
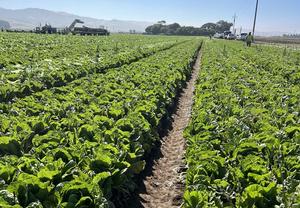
184,40,300,207
0,38,202,207
0,33,188,103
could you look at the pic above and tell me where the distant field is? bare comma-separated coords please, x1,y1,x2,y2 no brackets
256,36,300,45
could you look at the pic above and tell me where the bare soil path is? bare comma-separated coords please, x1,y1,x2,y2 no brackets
129,50,202,208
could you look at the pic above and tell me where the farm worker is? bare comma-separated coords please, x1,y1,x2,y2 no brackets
246,32,254,47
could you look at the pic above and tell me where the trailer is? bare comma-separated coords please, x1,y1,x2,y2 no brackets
72,26,110,36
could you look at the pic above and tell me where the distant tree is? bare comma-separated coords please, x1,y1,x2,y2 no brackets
145,25,153,34
176,26,190,35
0,20,10,30
216,20,233,33
165,23,181,35
283,33,300,38
145,20,233,36
167,23,181,30
175,26,200,36
157,20,166,25
145,24,163,34
201,23,217,30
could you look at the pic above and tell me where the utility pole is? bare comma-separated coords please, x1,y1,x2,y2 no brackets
252,0,259,36
233,13,237,35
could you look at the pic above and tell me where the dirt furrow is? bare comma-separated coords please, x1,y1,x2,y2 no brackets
137,50,202,208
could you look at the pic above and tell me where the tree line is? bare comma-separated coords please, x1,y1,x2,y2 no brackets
145,20,233,36
0,20,10,30
283,34,300,38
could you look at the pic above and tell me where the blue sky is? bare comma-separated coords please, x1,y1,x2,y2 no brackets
0,0,299,33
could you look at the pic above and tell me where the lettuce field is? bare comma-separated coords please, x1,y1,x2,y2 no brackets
0,33,299,208
0,33,202,207
184,41,300,207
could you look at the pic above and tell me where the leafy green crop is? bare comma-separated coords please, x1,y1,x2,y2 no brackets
0,33,191,103
0,33,202,207
184,40,300,208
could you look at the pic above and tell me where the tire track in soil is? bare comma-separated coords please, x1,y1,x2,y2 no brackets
130,50,202,208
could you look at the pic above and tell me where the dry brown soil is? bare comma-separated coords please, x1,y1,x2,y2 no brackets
128,50,201,208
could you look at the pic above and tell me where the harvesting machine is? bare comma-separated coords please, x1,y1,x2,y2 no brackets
67,19,110,36
35,19,110,36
